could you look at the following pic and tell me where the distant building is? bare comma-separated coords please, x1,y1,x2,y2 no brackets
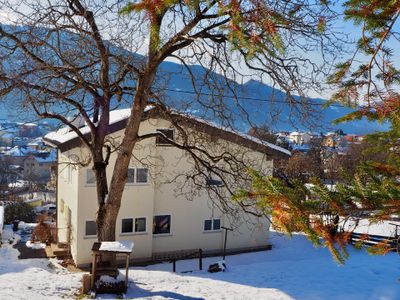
19,123,40,138
288,131,311,145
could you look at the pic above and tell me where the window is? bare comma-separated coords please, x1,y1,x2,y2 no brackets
213,219,221,230
127,168,135,184
153,215,171,234
86,169,95,185
204,219,212,231
156,129,174,145
121,218,133,233
121,217,147,234
85,220,97,236
135,217,146,232
204,218,221,231
136,168,148,183
126,168,149,185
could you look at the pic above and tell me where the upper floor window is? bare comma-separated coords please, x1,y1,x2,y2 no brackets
156,129,174,145
127,168,135,184
136,168,148,183
126,168,149,185
86,169,96,185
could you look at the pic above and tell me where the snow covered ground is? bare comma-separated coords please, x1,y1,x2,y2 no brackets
1,225,400,299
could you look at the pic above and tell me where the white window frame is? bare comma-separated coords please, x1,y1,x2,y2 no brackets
203,218,222,232
120,217,147,235
125,168,149,185
84,220,97,238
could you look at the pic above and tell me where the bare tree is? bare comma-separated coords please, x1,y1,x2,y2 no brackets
0,0,340,241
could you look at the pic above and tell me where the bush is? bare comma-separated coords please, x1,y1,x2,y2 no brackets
4,201,36,224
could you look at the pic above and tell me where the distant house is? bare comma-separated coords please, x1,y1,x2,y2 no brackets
19,123,40,138
322,136,336,148
23,151,57,180
288,131,311,145
44,108,290,267
3,146,57,181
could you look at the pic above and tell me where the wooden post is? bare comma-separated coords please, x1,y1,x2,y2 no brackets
125,254,130,290
172,259,176,272
199,249,202,271
91,253,97,291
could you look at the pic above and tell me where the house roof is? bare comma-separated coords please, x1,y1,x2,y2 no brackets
44,107,291,158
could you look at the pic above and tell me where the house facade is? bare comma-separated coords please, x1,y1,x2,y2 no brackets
288,131,311,145
44,109,290,267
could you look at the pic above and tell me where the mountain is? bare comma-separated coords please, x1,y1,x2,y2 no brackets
0,25,388,135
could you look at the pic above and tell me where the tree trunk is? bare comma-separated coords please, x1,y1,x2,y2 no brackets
95,72,156,241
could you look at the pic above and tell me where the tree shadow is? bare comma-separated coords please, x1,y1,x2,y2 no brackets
97,281,205,300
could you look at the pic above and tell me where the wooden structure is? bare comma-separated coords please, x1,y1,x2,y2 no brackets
90,241,134,293
168,249,203,273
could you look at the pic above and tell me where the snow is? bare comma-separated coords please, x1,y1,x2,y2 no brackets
1,226,400,299
0,226,82,300
343,218,400,237
44,108,135,144
8,180,29,188
25,240,46,249
99,241,134,253
97,274,125,285
4,146,29,157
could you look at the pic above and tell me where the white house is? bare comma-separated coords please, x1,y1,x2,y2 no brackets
288,131,311,145
44,108,290,267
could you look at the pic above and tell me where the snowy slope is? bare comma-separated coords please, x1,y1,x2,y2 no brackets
1,225,400,300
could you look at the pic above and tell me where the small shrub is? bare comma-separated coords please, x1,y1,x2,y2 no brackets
4,201,36,224
31,216,52,244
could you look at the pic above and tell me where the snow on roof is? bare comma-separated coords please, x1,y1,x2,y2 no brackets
44,108,133,144
343,218,400,237
4,146,29,157
8,180,29,188
99,241,134,253
45,107,290,156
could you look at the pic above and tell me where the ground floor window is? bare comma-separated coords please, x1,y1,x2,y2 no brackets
204,218,221,231
121,218,134,233
153,215,171,234
135,217,146,232
85,220,97,236
121,217,147,234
